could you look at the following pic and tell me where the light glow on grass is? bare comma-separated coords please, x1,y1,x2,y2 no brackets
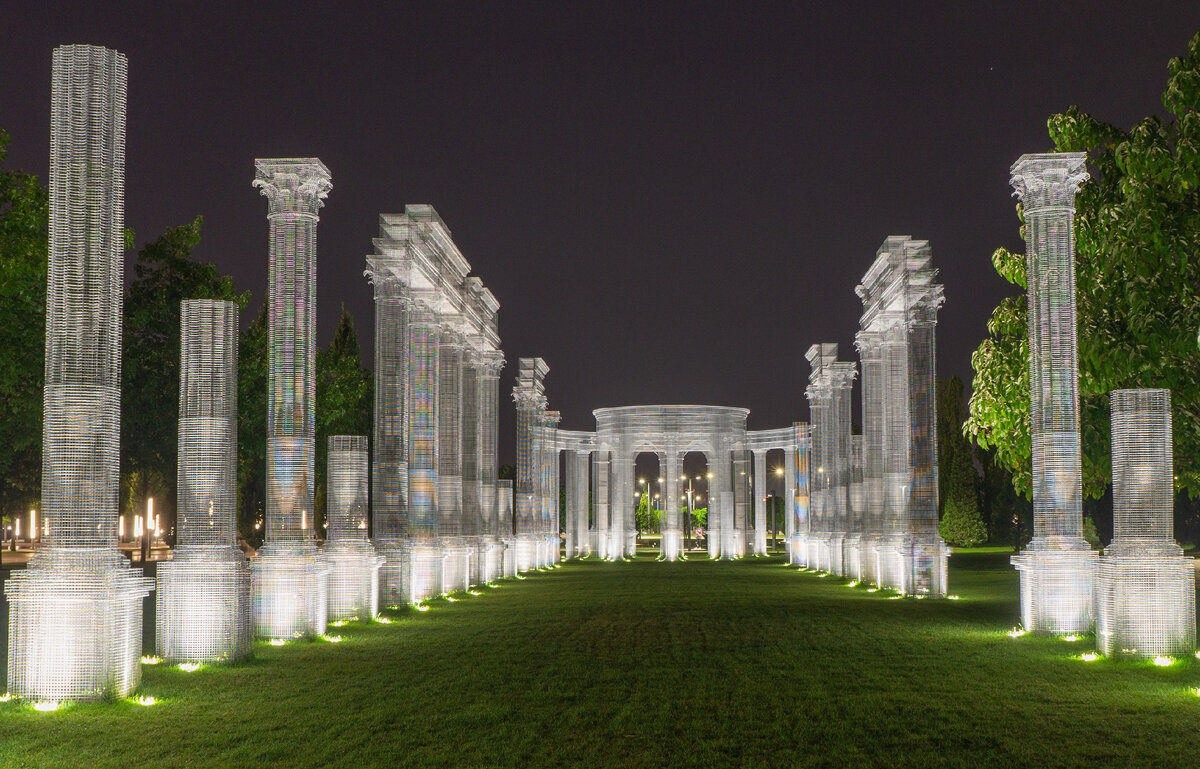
468,590,482,596
134,695,157,706
445,596,458,603
1079,652,1099,662
948,595,960,600
269,639,287,646
1153,656,1174,667
0,693,11,702
322,634,343,643
866,588,878,593
414,603,430,612
1062,635,1079,642
330,620,345,627
33,701,59,712
376,616,392,624
141,656,161,665
487,583,500,589
1009,627,1027,639
888,596,902,601
847,581,859,588
178,662,201,672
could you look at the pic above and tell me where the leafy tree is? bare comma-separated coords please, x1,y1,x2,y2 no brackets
123,216,247,542
238,302,268,545
967,33,1200,507
0,128,48,519
937,376,986,546
314,306,372,531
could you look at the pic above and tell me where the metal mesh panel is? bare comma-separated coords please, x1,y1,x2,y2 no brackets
325,436,381,620
1009,153,1096,634
6,44,154,703
250,157,331,639
157,300,251,663
1097,389,1195,657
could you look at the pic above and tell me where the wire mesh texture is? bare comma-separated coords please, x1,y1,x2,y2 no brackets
251,157,331,640
157,300,251,663
6,44,154,703
1097,389,1195,657
324,436,382,621
1008,153,1097,634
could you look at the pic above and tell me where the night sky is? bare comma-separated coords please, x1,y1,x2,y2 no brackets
4,2,1199,467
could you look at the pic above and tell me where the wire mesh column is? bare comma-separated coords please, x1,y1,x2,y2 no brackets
478,352,505,582
1009,153,1097,634
1097,389,1195,657
663,450,682,561
753,450,769,556
405,300,441,603
854,330,885,584
513,358,548,572
6,44,154,702
157,300,251,663
325,435,382,621
789,423,809,566
437,328,468,593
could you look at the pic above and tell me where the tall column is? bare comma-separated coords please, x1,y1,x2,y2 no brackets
478,352,505,582
366,274,409,603
662,450,682,561
157,300,251,663
594,450,611,559
708,444,731,559
460,348,482,582
753,450,769,556
733,449,750,558
846,435,865,581
787,423,808,565
905,288,947,596
6,45,155,702
829,362,856,576
1009,153,1097,634
405,300,441,602
612,450,636,559
855,331,885,585
805,344,837,572
576,452,592,557
250,157,332,639
437,327,469,592
513,358,548,572
1098,389,1195,657
324,435,382,621
543,411,562,565
878,320,911,590
564,448,579,557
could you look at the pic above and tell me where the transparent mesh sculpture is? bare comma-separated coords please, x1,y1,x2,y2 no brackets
497,480,516,577
753,450,769,556
789,423,811,566
324,436,382,621
856,237,947,596
1008,153,1097,633
157,300,252,663
251,158,331,640
478,352,505,583
1097,390,1195,658
5,44,154,703
845,435,865,581
805,344,842,572
513,358,549,572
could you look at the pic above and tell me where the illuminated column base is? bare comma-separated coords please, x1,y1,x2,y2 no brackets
623,530,637,559
787,535,807,566
753,527,768,557
843,534,864,582
661,529,682,561
1098,552,1195,658
374,541,406,607
404,542,441,605
828,533,845,576
587,528,599,557
5,551,153,702
875,537,907,592
1012,541,1097,635
440,540,472,594
514,536,540,572
251,547,329,640
500,537,517,577
860,536,880,584
606,531,625,561
325,542,382,621
900,537,949,597
806,536,827,571
157,548,251,663
477,538,503,583
718,528,743,560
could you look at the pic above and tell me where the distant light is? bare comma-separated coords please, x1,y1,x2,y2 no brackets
269,639,287,646
1153,656,1174,667
0,693,11,703
376,616,392,624
1062,635,1079,642
1080,653,1098,662
330,620,345,628
322,634,342,643
178,662,201,672
947,595,960,600
866,587,878,593
415,604,430,612
135,695,157,706
141,656,161,665
34,701,60,712
1008,628,1026,639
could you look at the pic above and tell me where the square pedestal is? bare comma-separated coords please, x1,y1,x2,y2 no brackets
404,543,441,604
843,534,864,581
252,547,329,639
661,529,683,561
5,551,154,702
501,538,517,578
1098,553,1196,658
1012,544,1098,635
324,543,382,621
440,543,472,594
787,535,808,566
157,550,251,662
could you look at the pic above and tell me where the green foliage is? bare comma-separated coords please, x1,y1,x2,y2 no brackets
0,128,48,517
937,377,987,547
122,217,248,540
967,31,1200,500
314,306,373,530
238,302,268,545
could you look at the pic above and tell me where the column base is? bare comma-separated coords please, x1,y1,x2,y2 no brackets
5,549,154,702
828,532,846,576
787,535,808,566
1012,539,1097,635
513,536,540,572
404,541,441,604
252,545,329,639
859,535,880,584
373,539,406,607
753,527,768,556
157,547,252,663
661,529,683,561
439,539,473,594
500,537,517,578
843,534,864,582
1098,549,1195,658
324,541,382,621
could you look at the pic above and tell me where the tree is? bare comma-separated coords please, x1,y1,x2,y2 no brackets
0,128,48,519
967,32,1200,506
123,216,248,542
937,376,986,546
314,306,372,531
238,302,269,545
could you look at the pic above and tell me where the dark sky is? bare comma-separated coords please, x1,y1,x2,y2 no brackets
4,2,1199,467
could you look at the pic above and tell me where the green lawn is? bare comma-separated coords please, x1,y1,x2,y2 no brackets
2,552,1199,768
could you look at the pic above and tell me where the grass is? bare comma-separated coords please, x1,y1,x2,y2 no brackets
2,551,1200,768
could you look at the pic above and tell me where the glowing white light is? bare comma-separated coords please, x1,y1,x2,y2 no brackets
1008,628,1026,639
268,639,286,647
0,693,12,703
140,656,161,665
1079,653,1098,662
33,701,59,712
414,603,430,612
177,662,201,673
376,617,392,624
1153,656,1174,667
322,634,342,643
1062,635,1079,642
135,695,156,706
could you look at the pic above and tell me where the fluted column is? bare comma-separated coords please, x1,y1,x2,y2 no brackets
786,423,805,565
478,352,504,536
324,435,381,621
855,331,885,584
662,450,682,560
251,157,331,639
594,450,611,559
544,411,562,565
1009,152,1097,634
829,362,856,576
461,350,481,539
513,358,548,571
906,296,946,596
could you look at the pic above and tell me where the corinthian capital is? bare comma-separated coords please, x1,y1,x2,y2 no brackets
254,158,332,217
1009,153,1088,213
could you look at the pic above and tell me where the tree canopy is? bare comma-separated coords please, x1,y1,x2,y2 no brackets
967,32,1200,500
